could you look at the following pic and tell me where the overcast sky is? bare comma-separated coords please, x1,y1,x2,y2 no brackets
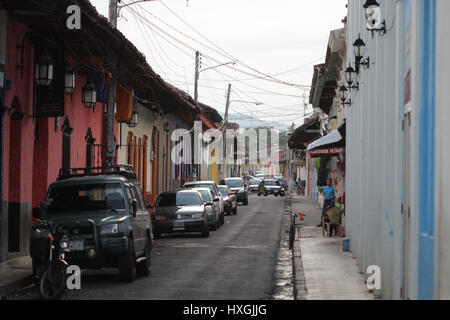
89,0,347,129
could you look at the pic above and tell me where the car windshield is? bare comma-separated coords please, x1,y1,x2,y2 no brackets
184,183,217,196
156,193,203,207
225,179,244,188
46,183,126,214
218,187,229,196
264,181,277,186
195,190,212,202
250,180,260,185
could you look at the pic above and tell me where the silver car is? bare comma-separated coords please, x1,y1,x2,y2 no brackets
183,181,225,226
192,188,221,231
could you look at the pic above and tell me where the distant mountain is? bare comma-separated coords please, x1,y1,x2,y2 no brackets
225,114,291,131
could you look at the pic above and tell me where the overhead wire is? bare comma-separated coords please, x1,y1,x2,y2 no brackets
158,0,311,89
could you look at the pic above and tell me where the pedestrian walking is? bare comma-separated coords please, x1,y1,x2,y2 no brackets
318,178,336,227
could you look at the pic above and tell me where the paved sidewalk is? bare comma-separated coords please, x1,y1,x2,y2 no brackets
291,194,375,300
0,256,33,298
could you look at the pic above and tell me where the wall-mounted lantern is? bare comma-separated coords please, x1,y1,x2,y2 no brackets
345,64,359,91
128,109,138,128
34,49,54,86
363,0,386,37
82,78,97,108
353,34,370,74
338,85,352,106
64,63,76,94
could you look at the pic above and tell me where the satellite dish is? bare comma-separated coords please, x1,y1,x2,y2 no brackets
365,6,382,30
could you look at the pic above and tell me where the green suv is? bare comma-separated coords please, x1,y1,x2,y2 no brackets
30,166,153,283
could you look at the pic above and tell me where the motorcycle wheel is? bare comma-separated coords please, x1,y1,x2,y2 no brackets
39,264,68,300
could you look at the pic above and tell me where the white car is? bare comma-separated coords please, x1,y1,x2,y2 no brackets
255,174,265,180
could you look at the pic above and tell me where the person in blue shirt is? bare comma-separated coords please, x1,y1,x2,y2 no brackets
318,179,336,227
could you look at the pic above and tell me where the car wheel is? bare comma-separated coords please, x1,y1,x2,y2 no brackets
258,193,261,197
264,192,268,197
118,238,136,282
220,213,225,225
243,198,249,206
136,234,151,277
216,217,221,230
275,194,279,197
201,223,210,238
211,219,218,231
233,206,237,215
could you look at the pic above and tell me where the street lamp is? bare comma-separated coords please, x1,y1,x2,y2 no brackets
35,49,54,86
64,63,76,95
338,85,352,106
353,34,370,74
363,0,387,37
82,78,97,108
345,64,359,91
128,109,138,128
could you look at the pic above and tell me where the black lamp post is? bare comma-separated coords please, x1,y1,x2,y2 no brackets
353,34,370,73
34,49,54,86
82,78,97,108
363,0,386,37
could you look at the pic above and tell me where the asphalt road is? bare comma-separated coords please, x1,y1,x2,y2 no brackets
12,193,286,300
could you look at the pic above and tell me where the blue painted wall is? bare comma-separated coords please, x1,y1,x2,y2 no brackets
418,0,436,300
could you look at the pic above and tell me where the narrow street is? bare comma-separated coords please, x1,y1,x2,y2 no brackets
10,194,287,300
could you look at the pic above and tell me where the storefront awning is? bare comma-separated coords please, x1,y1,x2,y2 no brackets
307,122,346,153
307,129,342,151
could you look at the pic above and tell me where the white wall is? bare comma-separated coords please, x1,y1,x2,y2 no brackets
435,0,450,300
117,103,156,194
345,0,412,299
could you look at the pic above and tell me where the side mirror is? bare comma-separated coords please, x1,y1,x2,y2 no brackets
206,201,213,206
214,197,220,202
131,199,138,216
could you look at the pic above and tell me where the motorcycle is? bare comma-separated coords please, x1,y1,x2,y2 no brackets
36,226,71,300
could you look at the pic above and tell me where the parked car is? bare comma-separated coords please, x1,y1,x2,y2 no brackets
243,175,256,186
255,174,265,180
248,179,262,193
153,190,210,238
218,185,237,215
30,165,153,283
222,177,248,205
193,188,221,231
183,181,224,225
259,179,283,197
274,174,284,181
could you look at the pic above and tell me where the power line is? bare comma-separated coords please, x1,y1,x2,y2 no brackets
127,5,310,89
158,0,311,89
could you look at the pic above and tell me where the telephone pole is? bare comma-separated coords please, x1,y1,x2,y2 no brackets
222,84,231,180
194,51,200,103
106,0,118,170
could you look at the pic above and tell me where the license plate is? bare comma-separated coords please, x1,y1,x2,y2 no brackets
173,221,185,229
70,240,84,251
155,215,166,221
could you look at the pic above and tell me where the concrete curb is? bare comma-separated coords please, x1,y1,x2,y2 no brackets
0,274,34,298
289,193,308,300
